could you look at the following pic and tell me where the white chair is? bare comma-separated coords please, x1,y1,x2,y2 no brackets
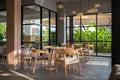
21,47,31,69
55,49,81,78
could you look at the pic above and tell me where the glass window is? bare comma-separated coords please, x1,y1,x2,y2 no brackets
42,8,49,43
50,27,56,45
73,27,80,42
42,8,49,26
22,5,57,48
50,12,56,45
98,13,112,26
66,13,112,56
0,11,7,46
82,14,96,25
23,5,40,24
50,12,56,27
67,17,70,27
97,42,111,56
23,25,40,42
23,5,40,44
97,26,112,41
81,26,96,41
73,16,80,27
67,28,70,42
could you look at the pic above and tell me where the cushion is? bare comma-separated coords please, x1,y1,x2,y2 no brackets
58,57,79,64
37,56,48,60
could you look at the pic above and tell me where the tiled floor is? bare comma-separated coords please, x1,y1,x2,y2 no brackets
0,56,111,80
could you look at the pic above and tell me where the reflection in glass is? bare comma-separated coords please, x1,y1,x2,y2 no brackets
23,5,40,24
42,8,49,26
23,25,40,42
82,15,96,25
42,8,49,43
73,16,80,27
23,5,40,44
98,13,111,26
67,17,70,27
67,28,70,42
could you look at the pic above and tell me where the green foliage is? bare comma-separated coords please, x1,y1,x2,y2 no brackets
0,23,6,41
42,26,49,42
74,22,111,53
42,26,56,45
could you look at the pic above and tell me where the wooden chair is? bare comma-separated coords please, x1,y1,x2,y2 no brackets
77,47,85,68
21,47,31,69
43,45,53,53
82,44,96,61
43,45,53,69
31,48,51,74
55,49,81,78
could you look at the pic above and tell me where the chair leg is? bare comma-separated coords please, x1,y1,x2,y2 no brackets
82,58,85,68
48,60,51,72
55,62,58,73
89,53,91,61
72,64,74,72
64,64,67,79
78,62,81,74
29,60,32,70
33,60,36,74
2,54,4,64
21,58,24,69
44,62,46,68
94,52,96,60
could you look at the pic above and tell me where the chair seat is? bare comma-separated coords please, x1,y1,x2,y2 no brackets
36,56,48,60
89,50,94,53
58,57,79,63
82,49,89,52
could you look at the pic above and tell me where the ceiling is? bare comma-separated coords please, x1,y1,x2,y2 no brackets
0,0,111,21
56,0,80,2
57,0,111,16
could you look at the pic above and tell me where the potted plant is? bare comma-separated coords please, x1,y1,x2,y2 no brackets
56,42,61,47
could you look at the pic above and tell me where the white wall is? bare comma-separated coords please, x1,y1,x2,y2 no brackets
35,0,57,12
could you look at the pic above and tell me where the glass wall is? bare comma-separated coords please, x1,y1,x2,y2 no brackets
67,13,112,56
42,8,49,45
0,11,7,46
22,4,57,49
50,11,56,45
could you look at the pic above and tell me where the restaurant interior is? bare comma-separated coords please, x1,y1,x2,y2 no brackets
0,0,120,80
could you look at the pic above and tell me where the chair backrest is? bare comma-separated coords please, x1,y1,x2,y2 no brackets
73,44,83,49
88,45,94,50
43,45,53,53
43,46,52,50
21,47,30,56
56,49,78,60
31,48,47,58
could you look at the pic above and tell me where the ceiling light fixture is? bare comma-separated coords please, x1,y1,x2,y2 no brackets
94,0,101,8
57,3,64,8
94,3,101,8
87,0,98,13
77,0,83,16
58,17,64,20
